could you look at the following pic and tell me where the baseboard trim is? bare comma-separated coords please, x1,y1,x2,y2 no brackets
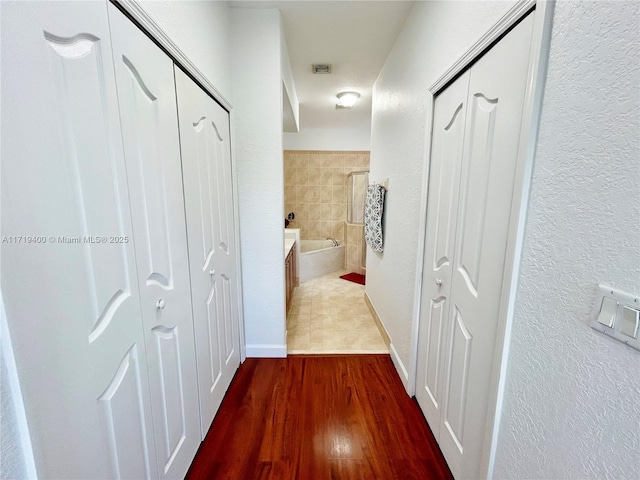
363,291,391,348
245,344,287,358
390,343,411,395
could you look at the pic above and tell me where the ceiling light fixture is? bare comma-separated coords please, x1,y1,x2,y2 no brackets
336,91,360,109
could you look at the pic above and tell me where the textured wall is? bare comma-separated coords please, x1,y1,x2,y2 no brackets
283,151,369,242
368,0,515,386
284,127,371,151
138,0,231,101
231,9,287,356
493,1,640,478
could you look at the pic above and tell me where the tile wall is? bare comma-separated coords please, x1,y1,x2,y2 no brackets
284,150,370,243
346,223,365,275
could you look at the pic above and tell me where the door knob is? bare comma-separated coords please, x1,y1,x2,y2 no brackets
209,269,215,276
435,279,443,287
156,299,166,310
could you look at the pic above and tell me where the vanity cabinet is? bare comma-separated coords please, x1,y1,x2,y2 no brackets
285,242,297,310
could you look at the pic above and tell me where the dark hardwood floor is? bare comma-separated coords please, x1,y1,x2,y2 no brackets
187,355,452,479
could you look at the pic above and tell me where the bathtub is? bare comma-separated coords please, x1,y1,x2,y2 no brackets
299,239,345,283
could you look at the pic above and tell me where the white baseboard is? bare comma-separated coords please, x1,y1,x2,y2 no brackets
245,344,287,358
363,291,391,348
390,343,411,395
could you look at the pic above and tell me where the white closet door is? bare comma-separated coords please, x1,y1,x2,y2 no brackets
108,5,201,478
416,69,470,436
417,13,535,480
1,2,157,478
174,69,241,437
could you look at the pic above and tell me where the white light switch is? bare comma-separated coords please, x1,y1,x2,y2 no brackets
620,306,639,339
597,297,617,328
591,285,640,351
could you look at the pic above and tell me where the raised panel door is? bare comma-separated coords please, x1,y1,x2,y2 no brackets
108,4,202,477
416,70,470,436
416,12,535,480
1,2,157,477
174,68,241,437
437,13,535,479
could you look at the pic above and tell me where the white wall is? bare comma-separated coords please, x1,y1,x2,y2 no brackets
137,0,232,101
281,25,299,133
493,1,640,478
368,0,515,388
231,9,287,357
0,293,37,479
284,127,371,151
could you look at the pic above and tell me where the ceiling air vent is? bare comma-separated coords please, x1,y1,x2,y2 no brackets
312,64,332,74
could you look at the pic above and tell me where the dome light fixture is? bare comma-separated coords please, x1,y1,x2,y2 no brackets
336,91,360,109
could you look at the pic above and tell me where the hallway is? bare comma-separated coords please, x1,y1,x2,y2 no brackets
186,355,453,479
286,270,388,354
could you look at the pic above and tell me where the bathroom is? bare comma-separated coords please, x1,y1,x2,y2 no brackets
283,149,388,354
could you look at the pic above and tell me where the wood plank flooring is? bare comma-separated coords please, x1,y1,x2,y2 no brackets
187,355,452,480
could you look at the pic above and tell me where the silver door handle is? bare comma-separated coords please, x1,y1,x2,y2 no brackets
209,269,215,276
156,299,166,310
435,279,443,287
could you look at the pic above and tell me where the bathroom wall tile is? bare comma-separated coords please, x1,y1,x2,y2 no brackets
332,185,346,203
285,167,296,184
318,204,332,220
319,187,332,204
317,156,332,168
330,155,344,168
308,204,321,221
308,167,323,185
291,156,308,169
317,221,329,236
331,204,345,222
347,245,358,264
330,222,344,242
295,167,309,186
284,151,368,240
295,203,308,219
319,169,333,186
308,223,321,239
295,186,307,203
285,187,296,204
307,186,321,204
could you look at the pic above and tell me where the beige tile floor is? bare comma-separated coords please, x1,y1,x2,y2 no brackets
286,269,389,354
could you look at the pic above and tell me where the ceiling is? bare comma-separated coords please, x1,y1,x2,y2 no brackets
229,1,415,131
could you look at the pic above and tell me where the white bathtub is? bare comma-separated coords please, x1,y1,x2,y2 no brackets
299,239,345,283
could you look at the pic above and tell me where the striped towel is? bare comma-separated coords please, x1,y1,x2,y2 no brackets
364,185,386,252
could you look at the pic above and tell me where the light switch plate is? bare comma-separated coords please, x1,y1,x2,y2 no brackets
591,285,640,351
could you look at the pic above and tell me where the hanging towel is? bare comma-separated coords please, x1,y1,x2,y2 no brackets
364,184,386,252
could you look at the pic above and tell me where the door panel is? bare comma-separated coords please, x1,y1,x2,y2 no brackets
416,70,470,436
416,12,535,480
441,14,535,479
108,4,202,477
98,345,153,479
1,2,156,477
175,68,240,437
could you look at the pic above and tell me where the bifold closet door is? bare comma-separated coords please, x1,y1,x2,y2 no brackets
108,4,201,478
1,2,157,478
416,12,535,479
416,69,471,436
174,69,241,437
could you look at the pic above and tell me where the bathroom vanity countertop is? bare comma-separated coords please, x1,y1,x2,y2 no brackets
285,238,295,258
